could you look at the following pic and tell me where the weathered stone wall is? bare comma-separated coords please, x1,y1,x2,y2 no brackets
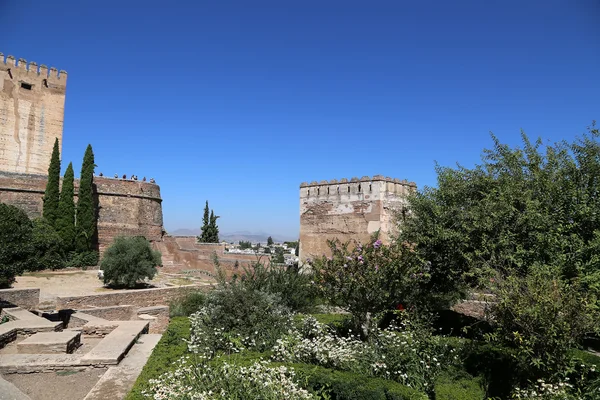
76,305,136,321
0,288,40,309
55,285,205,309
0,54,67,175
0,172,164,251
299,175,416,261
155,236,270,277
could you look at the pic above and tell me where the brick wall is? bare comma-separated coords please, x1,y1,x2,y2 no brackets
0,288,40,309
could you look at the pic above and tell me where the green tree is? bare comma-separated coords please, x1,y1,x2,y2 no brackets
31,218,65,271
43,138,61,226
274,247,285,263
267,236,274,246
0,203,34,287
198,201,220,243
101,236,162,288
399,124,600,306
239,240,252,250
55,162,76,251
76,144,97,252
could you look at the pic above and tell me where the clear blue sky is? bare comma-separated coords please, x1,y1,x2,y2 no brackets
1,1,599,238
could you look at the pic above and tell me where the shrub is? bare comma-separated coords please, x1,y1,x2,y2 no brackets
434,369,484,400
0,203,34,288
238,261,320,312
169,290,206,317
487,266,599,380
125,317,190,400
187,285,292,356
30,218,65,271
309,238,428,334
65,251,99,269
101,236,161,288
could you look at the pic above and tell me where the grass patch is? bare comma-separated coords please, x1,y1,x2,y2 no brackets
125,317,191,400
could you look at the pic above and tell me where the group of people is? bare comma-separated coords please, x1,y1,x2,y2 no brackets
96,172,155,183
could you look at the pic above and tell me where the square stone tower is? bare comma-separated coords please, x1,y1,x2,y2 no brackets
0,53,67,175
299,175,416,261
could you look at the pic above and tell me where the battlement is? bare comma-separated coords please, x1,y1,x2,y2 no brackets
0,52,67,87
299,175,416,200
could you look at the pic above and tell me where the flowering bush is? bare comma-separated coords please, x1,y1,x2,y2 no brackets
308,238,428,333
272,313,459,395
144,357,315,400
186,286,292,357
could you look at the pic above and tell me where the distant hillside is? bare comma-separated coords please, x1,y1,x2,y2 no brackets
168,228,296,244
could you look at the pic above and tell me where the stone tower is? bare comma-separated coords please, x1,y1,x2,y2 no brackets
0,53,67,175
299,175,416,261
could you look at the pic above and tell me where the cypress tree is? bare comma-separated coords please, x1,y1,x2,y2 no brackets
76,144,97,252
43,138,61,226
208,210,219,243
56,162,76,251
198,201,210,242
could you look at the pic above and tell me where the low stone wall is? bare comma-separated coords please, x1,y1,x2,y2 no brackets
56,285,209,310
77,305,136,321
0,288,40,310
137,306,170,334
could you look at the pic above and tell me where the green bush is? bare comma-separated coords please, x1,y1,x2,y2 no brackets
101,236,162,288
30,218,65,271
237,261,320,312
125,317,190,400
0,203,34,288
169,290,206,317
290,363,428,400
65,251,99,269
487,267,598,380
435,369,484,400
187,285,292,355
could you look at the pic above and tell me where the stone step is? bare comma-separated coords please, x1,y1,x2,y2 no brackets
83,334,162,400
17,330,81,354
80,321,150,365
0,354,83,374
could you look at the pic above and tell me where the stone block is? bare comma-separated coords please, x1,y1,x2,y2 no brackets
17,330,81,354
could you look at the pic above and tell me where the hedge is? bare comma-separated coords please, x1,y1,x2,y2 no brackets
435,369,484,400
125,317,191,400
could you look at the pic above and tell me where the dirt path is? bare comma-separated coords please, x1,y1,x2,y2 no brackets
3,369,107,400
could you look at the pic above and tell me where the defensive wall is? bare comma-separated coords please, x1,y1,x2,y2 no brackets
0,171,164,252
299,175,416,261
155,236,272,277
0,54,67,175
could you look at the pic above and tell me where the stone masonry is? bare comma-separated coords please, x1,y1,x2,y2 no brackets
299,175,416,261
0,54,67,175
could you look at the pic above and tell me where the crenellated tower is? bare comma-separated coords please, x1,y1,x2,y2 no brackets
299,175,416,261
0,53,67,175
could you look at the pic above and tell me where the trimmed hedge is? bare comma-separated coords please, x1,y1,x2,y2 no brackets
125,317,190,400
435,369,484,400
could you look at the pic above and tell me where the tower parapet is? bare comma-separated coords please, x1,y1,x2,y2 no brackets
0,52,67,175
299,175,417,261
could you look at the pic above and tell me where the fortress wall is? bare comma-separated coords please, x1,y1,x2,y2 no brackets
0,54,67,175
0,172,164,251
299,176,416,261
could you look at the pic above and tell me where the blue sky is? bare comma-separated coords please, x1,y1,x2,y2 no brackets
1,1,599,238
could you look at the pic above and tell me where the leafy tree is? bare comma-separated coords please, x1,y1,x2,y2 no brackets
198,201,220,243
0,203,34,287
43,138,61,226
239,240,252,250
309,238,425,334
267,236,274,246
101,236,162,288
55,162,76,251
399,124,600,304
295,241,299,257
76,144,98,252
274,247,285,264
31,218,65,271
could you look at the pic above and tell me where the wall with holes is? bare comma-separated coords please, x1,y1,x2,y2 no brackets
0,53,67,175
298,176,416,261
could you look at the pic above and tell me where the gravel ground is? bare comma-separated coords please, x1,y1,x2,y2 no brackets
3,368,108,400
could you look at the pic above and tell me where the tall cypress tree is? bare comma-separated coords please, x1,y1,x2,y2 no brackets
198,201,210,242
56,162,76,251
76,145,97,252
43,138,61,226
208,210,220,243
